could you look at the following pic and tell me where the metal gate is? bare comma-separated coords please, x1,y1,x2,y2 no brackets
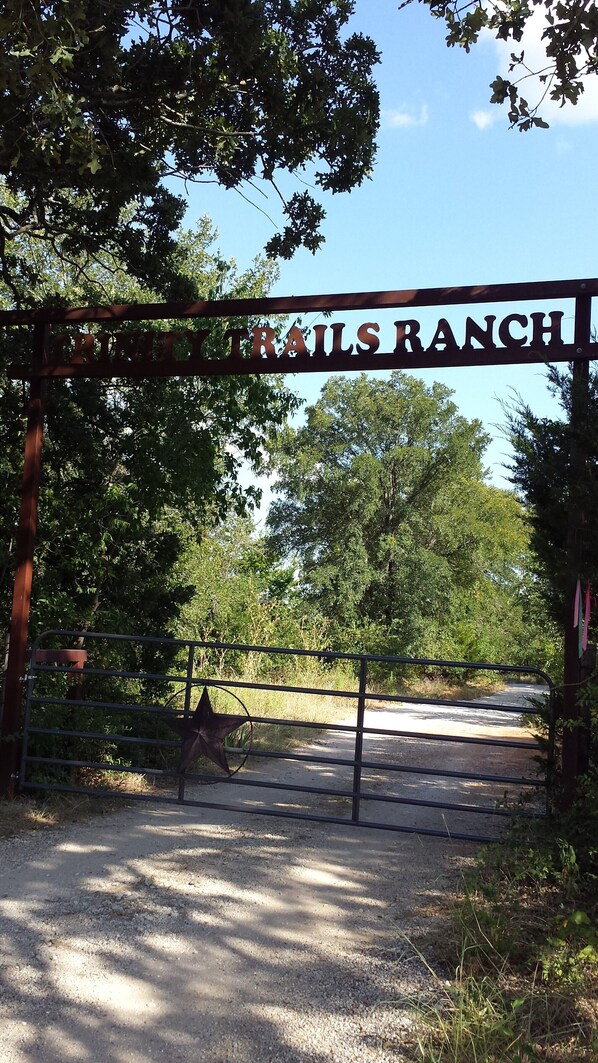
20,630,555,842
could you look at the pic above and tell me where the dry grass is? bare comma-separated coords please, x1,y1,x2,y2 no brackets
241,686,356,751
0,792,122,838
401,676,511,702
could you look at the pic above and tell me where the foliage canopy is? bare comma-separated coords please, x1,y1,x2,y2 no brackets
0,0,379,299
507,365,598,626
0,207,298,644
267,372,544,663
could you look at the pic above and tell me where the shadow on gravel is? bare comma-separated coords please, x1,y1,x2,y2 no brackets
0,683,545,1062
0,804,470,1063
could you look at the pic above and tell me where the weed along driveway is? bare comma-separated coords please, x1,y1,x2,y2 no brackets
0,684,543,1063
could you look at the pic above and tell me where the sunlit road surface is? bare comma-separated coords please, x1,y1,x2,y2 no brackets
364,681,544,743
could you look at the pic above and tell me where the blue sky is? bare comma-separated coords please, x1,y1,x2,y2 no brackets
176,1,598,491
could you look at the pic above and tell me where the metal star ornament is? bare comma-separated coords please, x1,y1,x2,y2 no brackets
166,686,247,775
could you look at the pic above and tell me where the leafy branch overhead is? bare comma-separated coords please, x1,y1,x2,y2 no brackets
0,1,380,298
412,0,598,129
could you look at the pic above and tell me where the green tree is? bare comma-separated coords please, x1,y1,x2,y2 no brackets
508,367,598,817
410,0,598,130
0,210,298,646
176,514,328,652
0,0,379,296
506,365,598,626
267,372,535,660
420,482,560,671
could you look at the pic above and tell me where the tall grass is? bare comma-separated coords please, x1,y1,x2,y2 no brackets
406,825,598,1063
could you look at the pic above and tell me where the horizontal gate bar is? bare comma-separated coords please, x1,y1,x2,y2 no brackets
23,754,544,818
28,693,539,744
19,781,515,844
26,722,543,773
247,747,543,786
23,743,543,788
30,668,545,716
29,628,555,685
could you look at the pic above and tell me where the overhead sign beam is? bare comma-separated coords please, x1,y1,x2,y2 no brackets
1,276,597,324
5,277,598,380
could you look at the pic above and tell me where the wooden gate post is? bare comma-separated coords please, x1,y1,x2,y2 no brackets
0,326,48,799
561,296,592,808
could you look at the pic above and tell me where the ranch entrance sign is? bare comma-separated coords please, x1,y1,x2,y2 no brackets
5,277,596,380
1,278,596,801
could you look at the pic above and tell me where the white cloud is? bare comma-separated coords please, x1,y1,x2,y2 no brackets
383,104,429,129
471,109,496,130
489,8,598,126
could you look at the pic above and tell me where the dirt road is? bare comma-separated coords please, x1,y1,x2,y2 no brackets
0,684,543,1063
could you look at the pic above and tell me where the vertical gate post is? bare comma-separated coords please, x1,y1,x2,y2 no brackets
561,294,592,808
178,642,196,802
351,657,368,822
0,325,48,800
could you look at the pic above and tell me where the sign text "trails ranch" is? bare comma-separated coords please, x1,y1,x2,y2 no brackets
51,310,566,366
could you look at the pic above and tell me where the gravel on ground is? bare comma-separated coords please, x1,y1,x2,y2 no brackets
0,683,542,1063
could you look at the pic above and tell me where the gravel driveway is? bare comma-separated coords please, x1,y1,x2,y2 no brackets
0,684,542,1063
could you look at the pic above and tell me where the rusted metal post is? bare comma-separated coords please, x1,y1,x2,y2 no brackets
351,657,368,822
561,295,592,808
179,642,196,802
0,325,48,799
